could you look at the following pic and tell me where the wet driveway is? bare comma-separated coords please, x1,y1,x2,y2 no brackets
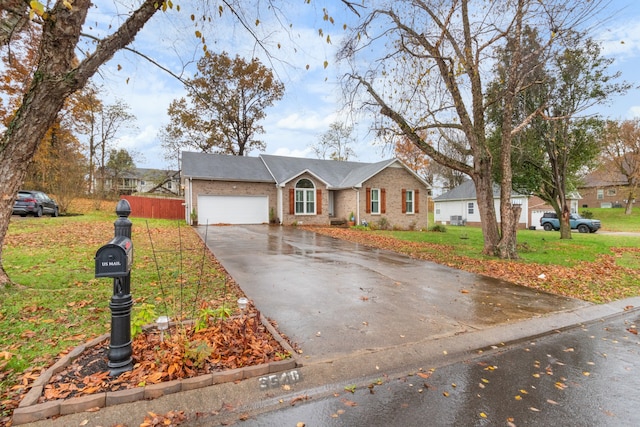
196,225,589,362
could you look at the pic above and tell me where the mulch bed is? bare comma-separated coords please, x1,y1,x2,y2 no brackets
39,309,293,403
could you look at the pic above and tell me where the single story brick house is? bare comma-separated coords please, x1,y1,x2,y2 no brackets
434,180,581,229
181,151,431,229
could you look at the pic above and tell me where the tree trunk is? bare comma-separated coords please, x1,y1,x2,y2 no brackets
0,0,161,285
560,203,572,239
473,172,501,256
625,186,636,215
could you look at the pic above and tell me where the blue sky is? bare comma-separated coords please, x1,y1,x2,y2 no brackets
89,0,640,170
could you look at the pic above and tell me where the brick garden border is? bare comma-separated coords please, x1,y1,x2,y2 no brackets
12,314,299,425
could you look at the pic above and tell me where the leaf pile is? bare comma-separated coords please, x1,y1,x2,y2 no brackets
40,308,289,402
308,227,640,303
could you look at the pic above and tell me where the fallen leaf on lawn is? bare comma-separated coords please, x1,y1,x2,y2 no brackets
296,423,306,427
479,412,487,418
563,348,574,352
417,372,431,379
460,289,470,294
443,392,449,397
515,395,522,400
80,420,89,426
583,371,590,376
530,407,540,412
547,399,559,405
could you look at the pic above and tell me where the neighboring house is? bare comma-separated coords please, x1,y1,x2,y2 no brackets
98,168,181,196
433,180,581,229
181,151,431,228
578,168,635,208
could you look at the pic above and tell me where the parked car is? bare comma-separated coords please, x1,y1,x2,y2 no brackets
12,191,59,217
539,212,601,233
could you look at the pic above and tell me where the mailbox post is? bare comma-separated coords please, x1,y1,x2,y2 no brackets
95,200,134,376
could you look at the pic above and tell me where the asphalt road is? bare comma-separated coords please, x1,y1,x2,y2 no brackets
230,309,640,427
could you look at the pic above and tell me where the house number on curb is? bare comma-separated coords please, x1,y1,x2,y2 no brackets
258,370,302,390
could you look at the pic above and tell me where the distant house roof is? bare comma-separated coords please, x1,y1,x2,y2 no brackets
181,152,430,189
435,180,583,202
580,168,629,188
434,180,526,202
115,167,179,180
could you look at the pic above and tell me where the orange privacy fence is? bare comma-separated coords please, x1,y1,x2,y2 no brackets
120,195,185,220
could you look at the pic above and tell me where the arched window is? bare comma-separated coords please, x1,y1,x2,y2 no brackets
295,178,315,214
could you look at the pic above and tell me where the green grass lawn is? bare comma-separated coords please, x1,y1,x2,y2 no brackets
0,211,242,415
386,225,640,268
579,207,640,232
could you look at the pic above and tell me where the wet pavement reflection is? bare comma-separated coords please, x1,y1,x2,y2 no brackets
235,310,640,426
197,225,589,362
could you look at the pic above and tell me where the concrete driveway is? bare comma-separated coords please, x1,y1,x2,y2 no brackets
196,225,589,363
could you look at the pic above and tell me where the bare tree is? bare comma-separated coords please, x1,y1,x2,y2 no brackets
311,121,357,161
338,0,605,259
601,119,640,215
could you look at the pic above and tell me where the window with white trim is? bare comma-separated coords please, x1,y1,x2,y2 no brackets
371,188,380,214
295,179,315,214
405,190,414,214
597,189,604,200
468,202,474,214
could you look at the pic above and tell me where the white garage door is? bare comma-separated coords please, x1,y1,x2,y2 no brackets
531,210,546,229
198,195,269,225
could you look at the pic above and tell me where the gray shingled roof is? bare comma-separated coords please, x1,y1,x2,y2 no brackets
434,180,526,201
181,152,414,189
181,151,274,182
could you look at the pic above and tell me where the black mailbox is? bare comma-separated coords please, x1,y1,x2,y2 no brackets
95,236,133,278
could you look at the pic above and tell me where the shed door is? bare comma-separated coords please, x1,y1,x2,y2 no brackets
198,195,269,225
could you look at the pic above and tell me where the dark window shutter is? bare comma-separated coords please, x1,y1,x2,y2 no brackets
316,189,322,214
401,189,407,213
415,189,420,213
365,187,371,213
289,188,295,215
381,188,386,214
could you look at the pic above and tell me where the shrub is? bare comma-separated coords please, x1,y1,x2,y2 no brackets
378,217,389,230
581,209,593,219
430,224,447,233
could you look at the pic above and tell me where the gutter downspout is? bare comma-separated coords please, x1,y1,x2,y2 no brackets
354,187,360,225
188,178,193,224
277,185,283,225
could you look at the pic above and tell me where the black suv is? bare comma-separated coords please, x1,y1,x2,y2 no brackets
12,191,59,217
